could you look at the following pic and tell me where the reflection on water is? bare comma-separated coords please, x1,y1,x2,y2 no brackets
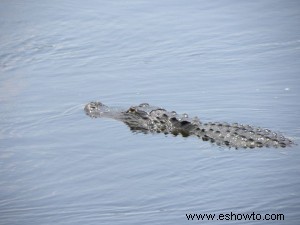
0,75,27,102
0,0,300,224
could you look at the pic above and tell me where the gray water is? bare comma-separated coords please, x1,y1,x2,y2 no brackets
1,1,300,224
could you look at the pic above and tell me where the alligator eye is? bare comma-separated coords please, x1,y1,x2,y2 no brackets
127,107,136,113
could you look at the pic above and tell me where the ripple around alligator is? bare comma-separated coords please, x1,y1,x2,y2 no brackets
84,102,295,149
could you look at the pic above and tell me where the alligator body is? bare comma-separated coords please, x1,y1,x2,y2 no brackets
84,102,294,149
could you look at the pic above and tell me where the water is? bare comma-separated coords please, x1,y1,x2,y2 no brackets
1,0,300,224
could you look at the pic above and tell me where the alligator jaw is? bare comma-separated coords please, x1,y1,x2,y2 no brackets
84,102,108,118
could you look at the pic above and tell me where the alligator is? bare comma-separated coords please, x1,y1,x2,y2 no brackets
84,101,294,149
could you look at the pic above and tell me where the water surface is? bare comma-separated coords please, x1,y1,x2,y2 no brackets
1,0,300,224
